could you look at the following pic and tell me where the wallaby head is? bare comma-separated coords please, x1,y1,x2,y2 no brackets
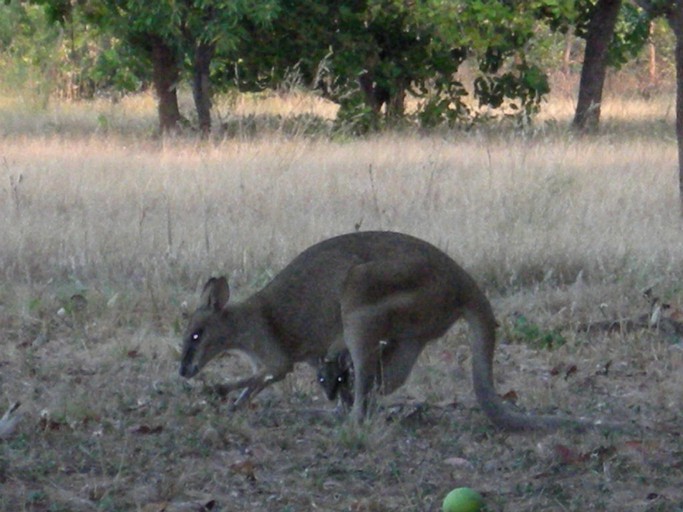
179,277,232,379
317,353,354,405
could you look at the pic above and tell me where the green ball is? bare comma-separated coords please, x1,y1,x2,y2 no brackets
442,487,483,512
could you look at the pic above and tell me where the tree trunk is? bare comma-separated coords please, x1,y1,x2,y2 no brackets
386,80,406,121
572,0,622,132
563,30,573,75
358,71,387,114
358,70,406,126
678,33,683,214
193,41,215,138
150,37,181,134
648,21,657,87
667,2,683,212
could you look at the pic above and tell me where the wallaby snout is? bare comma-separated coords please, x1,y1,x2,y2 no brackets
179,361,199,378
179,333,201,378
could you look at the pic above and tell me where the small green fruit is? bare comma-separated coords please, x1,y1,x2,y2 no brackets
442,487,483,512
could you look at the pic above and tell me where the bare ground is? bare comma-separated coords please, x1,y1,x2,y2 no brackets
1,274,681,511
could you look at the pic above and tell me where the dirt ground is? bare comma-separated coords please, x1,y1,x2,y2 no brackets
1,281,681,512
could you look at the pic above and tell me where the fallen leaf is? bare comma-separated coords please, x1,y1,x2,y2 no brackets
589,445,617,462
501,390,518,403
554,444,588,465
550,363,578,379
564,364,578,378
668,307,683,322
230,459,256,481
443,456,474,469
39,417,67,432
129,424,163,435
621,440,649,455
141,503,168,512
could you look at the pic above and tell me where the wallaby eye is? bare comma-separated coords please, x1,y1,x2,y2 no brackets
191,329,203,343
337,376,344,383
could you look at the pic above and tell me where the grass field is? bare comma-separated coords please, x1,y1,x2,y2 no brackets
1,88,682,511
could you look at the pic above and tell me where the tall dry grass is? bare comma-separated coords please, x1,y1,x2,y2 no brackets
1,94,679,295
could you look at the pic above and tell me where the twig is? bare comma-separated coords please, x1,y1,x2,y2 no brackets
367,164,383,229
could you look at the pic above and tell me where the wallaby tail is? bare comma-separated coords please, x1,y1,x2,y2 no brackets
464,297,633,433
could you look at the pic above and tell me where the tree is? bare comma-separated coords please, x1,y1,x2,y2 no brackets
572,1,652,131
173,0,278,135
91,0,277,134
148,35,183,133
634,0,683,210
4,0,143,102
95,1,187,133
232,0,563,131
656,0,683,211
25,0,185,132
573,0,623,131
669,1,683,210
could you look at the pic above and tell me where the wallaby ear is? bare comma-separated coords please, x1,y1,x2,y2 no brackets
199,277,230,311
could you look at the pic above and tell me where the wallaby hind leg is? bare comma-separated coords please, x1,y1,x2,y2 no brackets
323,339,423,410
376,339,424,395
342,259,433,421
343,288,402,419
342,311,384,422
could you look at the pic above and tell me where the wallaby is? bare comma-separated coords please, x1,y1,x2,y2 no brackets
317,350,354,407
317,339,395,407
180,231,625,431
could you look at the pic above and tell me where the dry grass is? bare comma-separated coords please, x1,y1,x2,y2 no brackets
1,89,682,511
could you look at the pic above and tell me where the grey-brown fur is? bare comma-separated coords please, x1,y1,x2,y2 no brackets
180,231,627,431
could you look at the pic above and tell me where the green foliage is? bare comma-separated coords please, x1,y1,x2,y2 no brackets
26,490,47,504
232,0,564,130
90,45,143,93
575,0,652,71
0,1,144,99
1,0,669,130
474,63,550,119
416,84,470,129
507,314,567,350
334,92,381,135
335,422,370,452
98,0,279,72
422,1,561,125
0,2,60,96
607,2,651,69
1,0,278,103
